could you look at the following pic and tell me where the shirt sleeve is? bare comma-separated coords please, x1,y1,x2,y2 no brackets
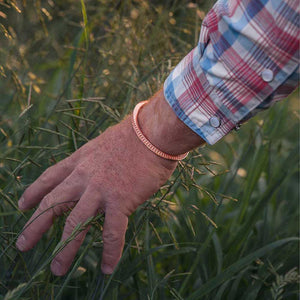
163,0,299,145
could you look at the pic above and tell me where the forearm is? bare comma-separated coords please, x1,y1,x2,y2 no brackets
138,88,205,157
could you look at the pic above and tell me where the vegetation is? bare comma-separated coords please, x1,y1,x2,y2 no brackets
0,1,299,299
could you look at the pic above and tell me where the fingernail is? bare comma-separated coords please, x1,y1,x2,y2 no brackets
101,263,113,274
18,197,25,209
51,259,63,276
16,235,26,251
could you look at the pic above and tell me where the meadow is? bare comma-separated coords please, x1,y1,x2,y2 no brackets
0,1,299,299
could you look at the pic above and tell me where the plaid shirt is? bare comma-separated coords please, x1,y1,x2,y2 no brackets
164,0,299,144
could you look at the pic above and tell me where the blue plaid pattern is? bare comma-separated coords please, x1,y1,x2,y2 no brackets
164,0,299,144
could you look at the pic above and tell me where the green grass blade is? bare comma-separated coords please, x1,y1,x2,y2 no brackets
187,237,299,300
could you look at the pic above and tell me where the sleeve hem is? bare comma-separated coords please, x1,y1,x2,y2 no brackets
164,81,235,145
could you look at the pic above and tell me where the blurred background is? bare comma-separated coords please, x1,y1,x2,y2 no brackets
0,1,299,299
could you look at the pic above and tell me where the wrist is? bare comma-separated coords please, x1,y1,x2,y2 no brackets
132,101,189,161
137,88,205,156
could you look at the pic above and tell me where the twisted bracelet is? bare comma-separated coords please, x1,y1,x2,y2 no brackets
131,101,189,161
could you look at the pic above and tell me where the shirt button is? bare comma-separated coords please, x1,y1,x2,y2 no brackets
261,69,274,82
209,116,221,128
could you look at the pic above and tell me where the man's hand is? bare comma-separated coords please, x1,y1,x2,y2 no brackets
16,89,203,276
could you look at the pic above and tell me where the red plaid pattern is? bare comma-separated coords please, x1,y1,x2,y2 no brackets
164,0,299,144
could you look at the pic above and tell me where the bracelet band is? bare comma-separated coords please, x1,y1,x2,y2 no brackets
132,101,189,161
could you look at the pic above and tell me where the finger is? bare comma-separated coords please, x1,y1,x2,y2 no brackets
16,171,84,252
101,209,128,274
19,156,75,210
50,190,100,276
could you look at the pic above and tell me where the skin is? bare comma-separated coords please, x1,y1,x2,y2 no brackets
16,88,204,276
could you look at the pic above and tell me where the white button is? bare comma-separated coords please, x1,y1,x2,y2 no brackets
234,123,241,131
261,69,274,82
209,116,221,128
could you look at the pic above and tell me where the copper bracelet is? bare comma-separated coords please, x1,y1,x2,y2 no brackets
131,101,189,161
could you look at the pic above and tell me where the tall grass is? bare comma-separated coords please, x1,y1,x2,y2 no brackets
0,1,299,299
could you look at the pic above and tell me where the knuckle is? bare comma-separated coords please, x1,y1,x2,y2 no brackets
39,194,53,212
39,167,55,186
39,159,72,186
74,164,88,179
103,230,121,245
39,194,66,217
65,214,84,242
66,214,78,231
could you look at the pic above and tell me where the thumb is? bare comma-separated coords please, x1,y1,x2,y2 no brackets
101,209,128,274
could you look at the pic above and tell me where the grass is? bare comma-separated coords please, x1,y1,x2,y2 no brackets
0,0,299,299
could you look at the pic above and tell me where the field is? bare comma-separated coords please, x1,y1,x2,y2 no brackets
0,1,299,299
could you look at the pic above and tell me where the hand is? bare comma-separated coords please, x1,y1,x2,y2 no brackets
16,115,177,276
